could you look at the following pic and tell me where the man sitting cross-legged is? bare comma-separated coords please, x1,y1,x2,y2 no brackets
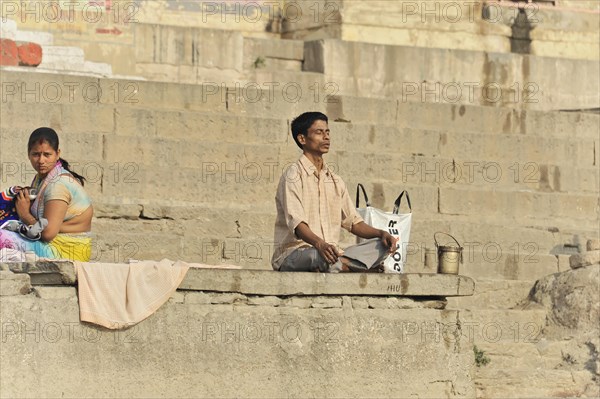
271,112,398,272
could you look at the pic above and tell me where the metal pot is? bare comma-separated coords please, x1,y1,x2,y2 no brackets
434,232,463,274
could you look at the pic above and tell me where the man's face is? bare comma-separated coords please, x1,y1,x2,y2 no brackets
299,120,330,155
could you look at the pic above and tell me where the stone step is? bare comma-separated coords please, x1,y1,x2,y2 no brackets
82,61,112,76
437,186,598,225
430,253,558,282
1,70,598,138
285,1,599,61
0,19,17,40
88,207,589,275
80,127,598,183
447,279,535,310
9,96,600,144
458,309,548,344
5,122,594,196
89,203,593,251
91,166,597,227
101,175,600,228
340,154,597,193
38,46,85,70
15,30,53,46
2,122,597,196
303,39,599,110
91,202,592,250
395,101,600,140
243,37,303,72
89,214,567,275
472,340,566,370
474,369,593,398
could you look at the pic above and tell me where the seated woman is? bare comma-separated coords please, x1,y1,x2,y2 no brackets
0,127,93,261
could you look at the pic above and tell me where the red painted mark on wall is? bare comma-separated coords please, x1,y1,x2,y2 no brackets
96,27,122,35
89,0,112,11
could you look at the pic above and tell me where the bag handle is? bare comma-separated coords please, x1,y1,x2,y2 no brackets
393,191,412,214
355,183,371,207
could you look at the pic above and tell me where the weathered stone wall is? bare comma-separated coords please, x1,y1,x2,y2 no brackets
0,0,284,75
2,0,598,81
282,0,600,61
0,264,477,398
1,70,598,273
1,69,598,273
1,2,599,398
303,39,600,110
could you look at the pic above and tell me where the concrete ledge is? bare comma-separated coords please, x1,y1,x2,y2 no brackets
1,261,474,297
3,261,76,285
180,268,474,297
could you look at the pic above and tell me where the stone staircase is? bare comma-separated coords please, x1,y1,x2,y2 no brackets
1,3,599,397
446,279,599,398
1,70,597,271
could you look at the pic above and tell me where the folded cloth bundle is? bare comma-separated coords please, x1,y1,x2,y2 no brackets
0,218,48,240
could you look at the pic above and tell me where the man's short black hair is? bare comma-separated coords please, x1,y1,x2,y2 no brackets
291,112,328,149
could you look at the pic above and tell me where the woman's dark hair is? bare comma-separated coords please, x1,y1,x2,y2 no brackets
28,127,86,186
291,112,328,149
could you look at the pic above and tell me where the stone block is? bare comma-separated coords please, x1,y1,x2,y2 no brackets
476,368,587,398
15,30,53,45
82,61,112,76
169,291,185,304
34,286,76,299
282,297,313,308
99,78,226,112
0,293,474,398
135,62,180,82
440,132,597,167
529,264,599,336
458,308,548,344
249,58,301,72
569,251,600,269
367,297,389,309
185,291,212,304
447,279,535,310
210,293,247,304
324,95,398,126
244,38,304,61
303,39,599,111
179,269,475,297
153,111,288,144
341,295,352,310
16,42,42,66
0,271,31,296
0,38,18,66
351,297,368,309
93,203,142,219
310,297,342,308
135,24,243,70
39,46,85,71
247,296,282,307
394,101,600,139
329,124,439,156
460,253,559,282
587,239,600,251
0,18,16,40
439,187,599,226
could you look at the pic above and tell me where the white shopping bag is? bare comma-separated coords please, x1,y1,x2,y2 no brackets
356,184,412,273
